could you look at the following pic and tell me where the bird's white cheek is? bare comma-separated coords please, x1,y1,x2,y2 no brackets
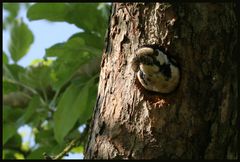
140,64,159,74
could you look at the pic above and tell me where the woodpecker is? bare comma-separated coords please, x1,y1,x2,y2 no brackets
131,45,180,93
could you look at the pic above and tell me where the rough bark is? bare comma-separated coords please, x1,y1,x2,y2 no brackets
84,3,239,159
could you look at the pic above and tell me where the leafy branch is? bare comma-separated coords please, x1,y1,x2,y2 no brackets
43,124,89,160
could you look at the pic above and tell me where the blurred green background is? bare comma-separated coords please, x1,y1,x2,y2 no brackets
2,3,110,159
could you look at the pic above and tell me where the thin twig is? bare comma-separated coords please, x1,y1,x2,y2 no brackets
53,138,79,160
43,124,89,160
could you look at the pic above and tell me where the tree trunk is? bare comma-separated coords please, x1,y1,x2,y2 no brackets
84,3,239,159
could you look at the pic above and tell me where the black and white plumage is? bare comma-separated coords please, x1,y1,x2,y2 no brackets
131,45,180,93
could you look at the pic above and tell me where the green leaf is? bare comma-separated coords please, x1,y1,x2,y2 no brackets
3,79,19,95
77,77,97,124
3,106,25,123
3,3,20,28
15,153,25,159
49,37,88,56
3,149,17,159
27,3,108,36
35,129,56,147
71,145,84,153
3,63,25,81
69,32,104,51
4,133,22,149
53,76,96,144
97,3,111,22
3,3,20,18
19,63,52,89
17,96,42,126
3,122,17,145
27,3,68,22
53,83,82,144
67,3,107,34
46,37,95,90
46,37,100,60
8,19,34,62
46,37,89,57
27,146,50,159
3,51,9,64
45,43,65,57
65,128,81,141
26,143,65,159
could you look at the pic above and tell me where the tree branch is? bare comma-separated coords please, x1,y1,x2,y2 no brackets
43,124,89,160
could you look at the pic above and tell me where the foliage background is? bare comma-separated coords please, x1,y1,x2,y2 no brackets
2,3,110,159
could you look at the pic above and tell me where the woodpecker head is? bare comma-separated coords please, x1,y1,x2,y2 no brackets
131,45,180,93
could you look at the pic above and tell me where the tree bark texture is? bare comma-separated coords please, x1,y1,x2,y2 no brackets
84,3,239,159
